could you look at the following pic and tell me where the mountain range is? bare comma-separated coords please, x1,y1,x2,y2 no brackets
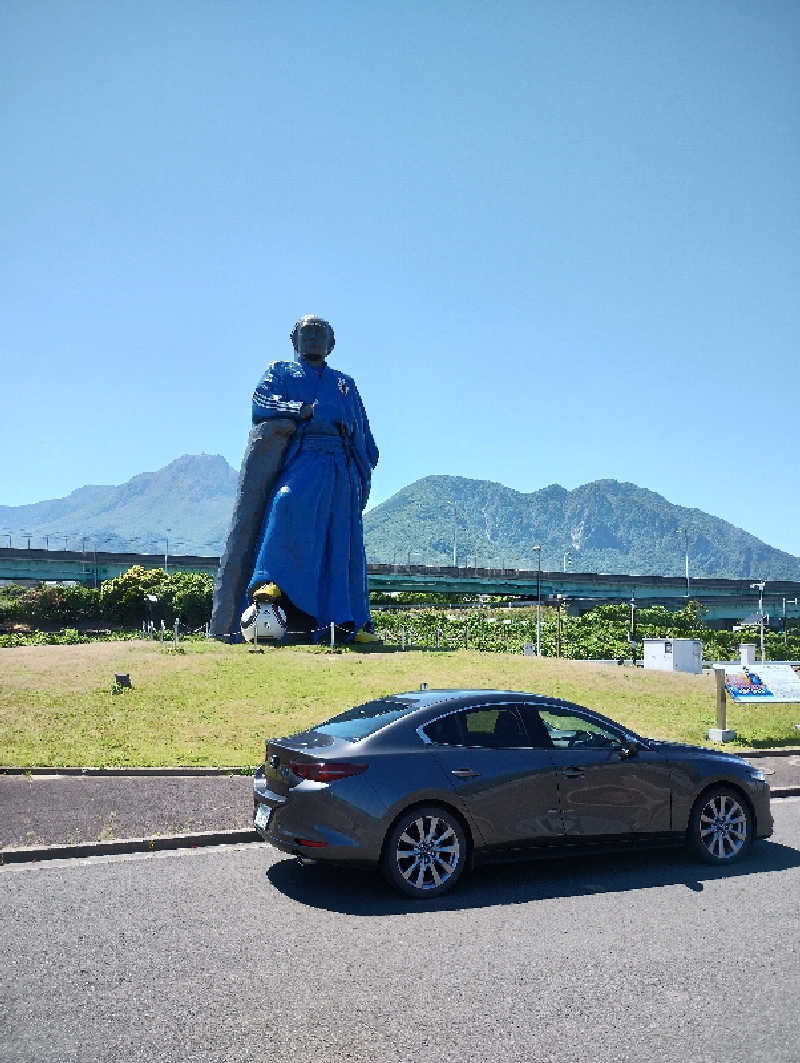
2,454,799,580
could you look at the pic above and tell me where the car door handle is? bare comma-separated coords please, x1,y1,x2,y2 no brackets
563,769,584,779
451,768,481,779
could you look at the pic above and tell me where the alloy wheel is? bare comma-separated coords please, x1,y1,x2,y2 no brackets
383,806,467,898
696,791,749,861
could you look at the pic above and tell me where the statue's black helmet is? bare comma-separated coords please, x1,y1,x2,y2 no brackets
290,315,335,354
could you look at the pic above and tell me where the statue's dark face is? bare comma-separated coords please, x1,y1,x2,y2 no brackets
295,321,332,367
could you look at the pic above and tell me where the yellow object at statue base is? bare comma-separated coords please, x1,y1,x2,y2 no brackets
252,582,283,602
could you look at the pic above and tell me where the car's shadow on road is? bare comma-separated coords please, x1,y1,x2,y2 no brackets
265,839,800,915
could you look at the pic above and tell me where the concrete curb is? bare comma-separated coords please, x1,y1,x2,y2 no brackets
0,828,261,866
770,787,800,799
0,766,253,777
741,749,800,759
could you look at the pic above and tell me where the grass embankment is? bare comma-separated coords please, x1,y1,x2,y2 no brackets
1,640,797,766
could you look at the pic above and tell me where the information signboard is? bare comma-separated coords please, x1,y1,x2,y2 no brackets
724,664,800,703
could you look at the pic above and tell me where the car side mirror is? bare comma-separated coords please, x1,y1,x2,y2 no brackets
619,740,639,758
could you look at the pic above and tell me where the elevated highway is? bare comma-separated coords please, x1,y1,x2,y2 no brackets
1,548,798,625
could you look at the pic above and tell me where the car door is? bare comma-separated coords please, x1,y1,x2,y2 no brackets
537,703,672,837
424,703,562,848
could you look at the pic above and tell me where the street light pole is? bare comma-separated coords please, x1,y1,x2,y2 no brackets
784,597,798,646
563,551,571,572
683,528,690,598
533,545,542,657
750,581,766,662
165,528,172,574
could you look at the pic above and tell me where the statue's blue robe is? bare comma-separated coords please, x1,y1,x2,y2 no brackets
247,359,379,638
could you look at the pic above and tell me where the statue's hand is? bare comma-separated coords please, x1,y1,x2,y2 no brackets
299,402,315,420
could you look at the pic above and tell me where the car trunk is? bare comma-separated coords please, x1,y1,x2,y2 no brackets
263,730,355,796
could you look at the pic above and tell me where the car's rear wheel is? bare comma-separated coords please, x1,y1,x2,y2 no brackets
382,806,467,899
688,786,753,864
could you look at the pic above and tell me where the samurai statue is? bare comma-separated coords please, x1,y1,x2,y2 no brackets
211,315,380,643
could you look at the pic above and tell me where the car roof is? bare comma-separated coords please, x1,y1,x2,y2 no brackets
393,689,555,709
368,689,564,735
368,689,641,743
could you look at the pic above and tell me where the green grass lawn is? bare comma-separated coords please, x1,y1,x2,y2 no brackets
1,639,798,766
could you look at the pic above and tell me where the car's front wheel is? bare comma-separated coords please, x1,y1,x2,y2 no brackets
382,806,467,899
688,786,753,864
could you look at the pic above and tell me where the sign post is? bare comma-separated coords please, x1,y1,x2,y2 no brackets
709,666,736,743
709,662,800,743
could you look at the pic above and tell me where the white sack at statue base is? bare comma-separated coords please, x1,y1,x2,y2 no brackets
210,315,380,644
240,602,288,643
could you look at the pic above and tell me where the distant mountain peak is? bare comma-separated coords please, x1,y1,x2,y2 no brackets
3,462,798,579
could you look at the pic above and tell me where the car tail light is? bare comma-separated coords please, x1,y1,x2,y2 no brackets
289,760,368,783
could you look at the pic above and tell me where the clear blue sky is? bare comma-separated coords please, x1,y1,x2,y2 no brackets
2,2,799,553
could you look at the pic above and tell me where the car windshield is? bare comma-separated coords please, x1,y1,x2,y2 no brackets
315,697,418,742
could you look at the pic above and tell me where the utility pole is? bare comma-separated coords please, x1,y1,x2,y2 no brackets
784,597,798,646
534,545,542,657
750,581,766,662
555,595,565,658
629,589,638,666
683,528,690,598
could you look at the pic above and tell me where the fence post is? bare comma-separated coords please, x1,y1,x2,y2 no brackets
173,618,179,649
464,623,469,650
435,627,441,650
330,621,335,649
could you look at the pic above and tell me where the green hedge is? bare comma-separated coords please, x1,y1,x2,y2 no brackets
1,566,214,631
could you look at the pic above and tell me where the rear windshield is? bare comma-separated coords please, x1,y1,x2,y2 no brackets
315,698,417,742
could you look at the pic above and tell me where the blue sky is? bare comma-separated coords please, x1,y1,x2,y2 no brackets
2,2,799,554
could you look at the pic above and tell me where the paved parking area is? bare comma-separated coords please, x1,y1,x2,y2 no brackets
2,799,799,1063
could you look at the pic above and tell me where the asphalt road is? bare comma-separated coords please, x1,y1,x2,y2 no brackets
3,799,799,1063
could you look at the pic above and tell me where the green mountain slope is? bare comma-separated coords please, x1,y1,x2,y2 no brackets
363,475,800,580
3,462,798,580
0,454,238,556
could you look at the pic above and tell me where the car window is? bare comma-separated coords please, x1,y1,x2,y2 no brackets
424,712,465,746
538,706,623,750
424,705,531,748
315,697,418,741
517,706,554,748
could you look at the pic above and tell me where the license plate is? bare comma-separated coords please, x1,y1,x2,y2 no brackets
254,804,272,831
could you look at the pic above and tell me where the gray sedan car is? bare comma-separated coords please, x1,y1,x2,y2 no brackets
253,688,773,898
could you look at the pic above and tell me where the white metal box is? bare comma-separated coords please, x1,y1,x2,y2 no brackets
642,637,703,674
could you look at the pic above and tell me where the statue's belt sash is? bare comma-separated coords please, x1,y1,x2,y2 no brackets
299,433,348,455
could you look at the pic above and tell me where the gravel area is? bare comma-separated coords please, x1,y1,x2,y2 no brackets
0,774,253,849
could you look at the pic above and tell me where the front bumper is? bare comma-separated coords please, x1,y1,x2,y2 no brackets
749,779,773,839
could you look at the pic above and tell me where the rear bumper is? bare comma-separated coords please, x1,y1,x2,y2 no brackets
252,766,384,863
